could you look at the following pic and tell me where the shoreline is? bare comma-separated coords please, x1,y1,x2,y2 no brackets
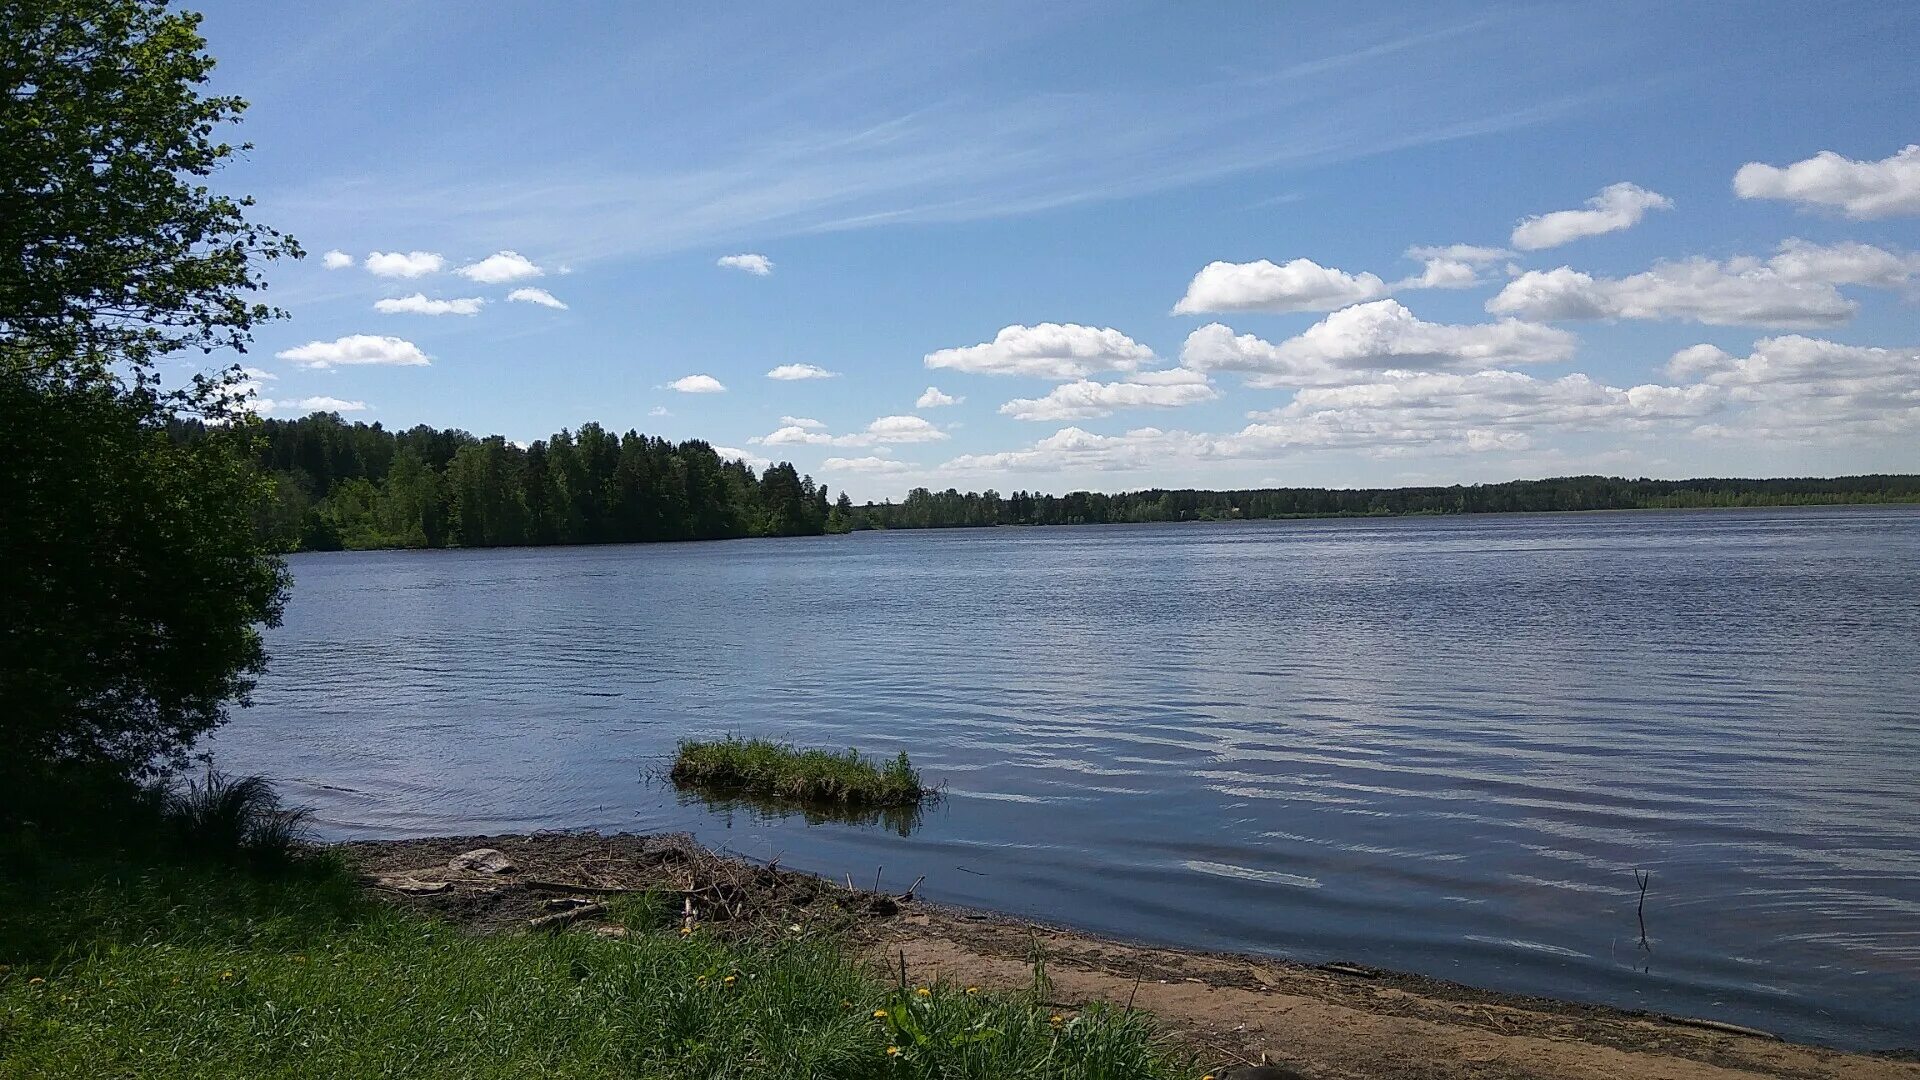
341,831,1919,1079
283,497,1919,555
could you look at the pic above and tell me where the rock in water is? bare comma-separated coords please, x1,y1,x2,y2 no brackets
449,848,517,874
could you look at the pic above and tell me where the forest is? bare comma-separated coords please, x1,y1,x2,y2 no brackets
201,413,1920,551
184,413,852,550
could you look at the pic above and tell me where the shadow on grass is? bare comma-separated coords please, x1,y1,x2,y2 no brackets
0,770,372,966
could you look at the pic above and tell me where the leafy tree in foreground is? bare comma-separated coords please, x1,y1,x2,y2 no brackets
2,0,296,789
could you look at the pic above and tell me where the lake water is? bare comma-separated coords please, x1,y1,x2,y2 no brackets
213,506,1920,1050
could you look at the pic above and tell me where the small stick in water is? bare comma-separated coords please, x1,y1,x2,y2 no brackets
1633,869,1653,952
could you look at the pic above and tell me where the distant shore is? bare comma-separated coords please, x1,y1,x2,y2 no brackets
288,491,1920,555
343,831,1920,1078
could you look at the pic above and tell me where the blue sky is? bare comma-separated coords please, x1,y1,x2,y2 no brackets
191,1,1919,498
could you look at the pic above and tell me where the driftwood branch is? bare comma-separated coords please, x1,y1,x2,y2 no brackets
528,902,606,930
1658,1014,1778,1040
526,879,640,895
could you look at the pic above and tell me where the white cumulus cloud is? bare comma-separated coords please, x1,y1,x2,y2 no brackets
1395,258,1483,290
456,250,543,284
364,250,444,278
1485,255,1862,328
374,293,484,316
506,287,568,309
863,414,947,442
915,386,962,408
1668,335,1920,439
1181,300,1576,388
711,445,771,469
1764,238,1920,289
779,416,825,429
718,253,774,275
1734,145,1920,219
822,456,910,473
292,396,370,413
276,335,429,369
321,250,354,270
1510,182,1672,250
766,363,838,380
1174,258,1387,314
999,370,1218,421
758,414,949,447
924,323,1154,379
667,374,727,393
1405,244,1511,264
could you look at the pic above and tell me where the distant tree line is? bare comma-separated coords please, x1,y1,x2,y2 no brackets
178,413,1920,551
173,413,856,551
856,474,1920,530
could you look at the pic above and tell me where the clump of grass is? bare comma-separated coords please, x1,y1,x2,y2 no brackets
672,737,924,807
163,770,312,862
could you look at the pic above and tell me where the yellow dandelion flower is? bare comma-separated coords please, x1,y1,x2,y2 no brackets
695,975,708,985
964,985,980,995
722,975,737,986
915,987,931,997
28,977,45,986
872,1008,888,1019
1050,1013,1064,1024
220,971,234,980
885,1046,901,1057
678,926,692,936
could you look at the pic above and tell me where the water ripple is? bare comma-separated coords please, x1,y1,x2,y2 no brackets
213,507,1920,1050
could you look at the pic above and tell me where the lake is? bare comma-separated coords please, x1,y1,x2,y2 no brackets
213,506,1920,1050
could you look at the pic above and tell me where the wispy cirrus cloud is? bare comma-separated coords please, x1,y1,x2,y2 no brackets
259,10,1594,266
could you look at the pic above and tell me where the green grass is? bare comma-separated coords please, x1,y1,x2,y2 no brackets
0,778,1189,1079
671,737,925,807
